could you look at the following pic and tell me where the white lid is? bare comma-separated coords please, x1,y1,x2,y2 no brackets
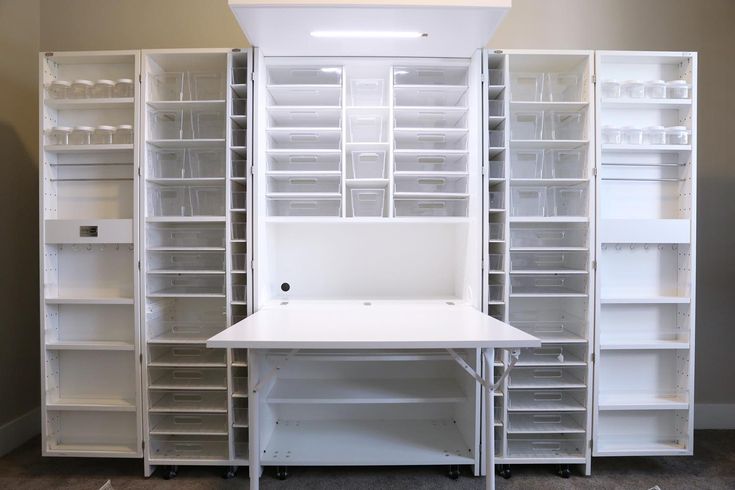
116,124,133,131
72,79,94,86
73,125,95,132
645,125,665,131
49,80,71,87
667,79,689,86
623,79,644,85
95,125,116,132
666,126,688,131
95,79,115,86
116,78,133,84
50,126,72,133
646,79,666,85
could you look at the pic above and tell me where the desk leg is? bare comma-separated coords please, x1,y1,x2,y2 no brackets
484,349,496,490
248,349,261,490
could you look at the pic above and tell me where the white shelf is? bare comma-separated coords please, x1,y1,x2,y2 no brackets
510,217,589,223
507,414,586,434
45,97,134,110
600,296,690,304
147,139,225,148
510,101,588,111
44,296,134,305
44,144,134,154
597,392,689,411
261,419,474,465
601,98,692,109
46,340,135,351
147,99,225,110
47,442,139,458
601,144,691,153
594,438,689,456
46,395,137,412
510,178,589,185
600,340,690,350
267,378,466,404
147,178,226,185
146,216,226,223
511,140,589,150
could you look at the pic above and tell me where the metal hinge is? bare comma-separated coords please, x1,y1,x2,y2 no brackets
592,260,597,271
593,167,598,177
591,352,595,363
592,74,597,84
137,167,142,177
251,259,255,272
142,440,145,450
139,74,142,84
251,165,255,176
137,260,141,271
589,439,593,449
139,353,143,363
251,72,255,82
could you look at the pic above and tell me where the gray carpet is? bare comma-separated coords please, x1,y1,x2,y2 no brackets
1,431,734,489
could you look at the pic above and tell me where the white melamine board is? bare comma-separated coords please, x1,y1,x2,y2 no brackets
45,219,133,244
600,219,690,244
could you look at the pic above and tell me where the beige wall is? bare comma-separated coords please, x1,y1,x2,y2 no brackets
0,0,729,429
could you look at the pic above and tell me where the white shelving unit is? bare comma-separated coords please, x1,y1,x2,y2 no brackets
39,50,142,458
139,48,252,478
593,50,697,458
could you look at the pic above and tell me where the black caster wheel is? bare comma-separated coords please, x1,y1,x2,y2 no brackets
496,464,511,479
163,465,178,480
557,465,571,479
276,466,289,480
223,466,238,479
447,464,460,480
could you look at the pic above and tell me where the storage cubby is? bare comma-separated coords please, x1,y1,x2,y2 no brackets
595,410,689,455
46,411,138,456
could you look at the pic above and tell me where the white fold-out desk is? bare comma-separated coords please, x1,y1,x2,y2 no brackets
208,302,540,490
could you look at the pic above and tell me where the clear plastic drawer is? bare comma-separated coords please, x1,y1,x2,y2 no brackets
149,110,184,140
147,251,224,272
149,345,226,367
545,149,586,179
510,275,587,295
510,149,544,179
348,114,386,143
189,72,224,101
146,224,225,249
546,111,585,140
510,251,588,272
147,275,225,296
191,110,225,139
393,153,468,173
187,148,226,178
350,188,385,217
394,130,468,150
394,175,468,194
507,434,586,459
267,175,341,194
268,65,342,85
267,152,341,172
267,198,341,217
148,72,185,101
268,129,341,150
350,150,387,179
150,413,228,436
148,186,190,217
149,435,229,460
349,79,385,106
394,198,468,217
149,391,227,413
509,224,588,248
510,111,543,140
507,412,586,434
510,73,544,102
549,186,587,217
149,148,187,178
190,186,225,216
511,187,547,217
393,66,468,86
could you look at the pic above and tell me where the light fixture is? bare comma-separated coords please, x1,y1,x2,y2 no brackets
310,30,426,39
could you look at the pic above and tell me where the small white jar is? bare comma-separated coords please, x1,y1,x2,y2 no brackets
113,124,133,144
69,79,93,99
667,80,690,99
601,79,621,98
666,126,689,145
114,78,134,98
92,79,115,98
622,126,643,145
47,80,71,99
645,80,667,99
47,126,72,145
644,125,667,145
92,125,116,144
70,125,94,145
622,80,645,98
602,125,622,145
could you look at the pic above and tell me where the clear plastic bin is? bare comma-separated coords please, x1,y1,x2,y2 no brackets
350,79,385,106
113,124,133,144
394,153,467,173
488,160,504,179
268,65,341,85
487,284,504,302
267,152,341,172
148,275,225,296
47,80,70,99
488,222,505,241
149,72,185,101
488,69,504,85
232,126,246,147
268,175,340,194
508,413,585,433
509,225,587,248
188,148,225,178
511,149,544,179
351,151,386,179
666,126,689,145
545,149,586,179
621,126,643,145
70,126,94,145
69,79,93,99
394,198,468,217
667,80,690,99
489,129,505,147
47,126,71,145
149,148,186,178
393,66,467,86
232,159,247,178
189,72,224,100
348,114,385,143
92,125,115,145
149,110,184,140
192,110,225,139
149,186,190,217
233,96,247,116
91,80,115,98
148,251,225,272
601,79,621,98
549,186,587,217
510,251,588,272
267,198,341,217
511,73,544,101
644,126,666,145
232,253,246,271
232,222,246,240
488,191,505,210
190,186,225,216
546,73,582,102
231,284,247,303
350,188,385,217
268,130,341,150
547,111,585,140
394,130,467,150
394,175,468,194
488,253,504,272
645,80,666,99
510,275,587,295
622,80,645,98
511,187,547,217
511,111,543,140
150,413,227,436
488,99,504,117
147,224,225,248
114,78,134,98
601,126,622,145
232,191,247,210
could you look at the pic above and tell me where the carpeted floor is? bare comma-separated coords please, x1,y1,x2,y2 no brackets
1,431,734,489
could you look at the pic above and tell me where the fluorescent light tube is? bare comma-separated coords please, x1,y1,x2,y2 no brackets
310,30,426,39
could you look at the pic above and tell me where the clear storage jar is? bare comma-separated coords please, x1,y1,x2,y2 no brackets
667,80,690,99
149,72,185,101
645,80,666,99
69,79,93,99
666,126,689,145
601,125,622,145
621,126,643,145
510,149,544,179
70,125,94,145
113,124,133,144
189,72,224,100
114,78,134,98
92,125,116,144
510,72,544,102
510,111,544,140
47,126,72,145
621,80,645,98
91,79,115,98
547,111,584,140
601,79,621,98
47,80,70,99
644,125,666,145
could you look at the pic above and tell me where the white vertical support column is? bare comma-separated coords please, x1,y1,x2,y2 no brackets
387,65,395,217
484,349,496,490
225,49,236,464
132,49,144,461
248,350,261,490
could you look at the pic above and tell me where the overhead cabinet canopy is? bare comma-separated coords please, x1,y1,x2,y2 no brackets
228,0,511,57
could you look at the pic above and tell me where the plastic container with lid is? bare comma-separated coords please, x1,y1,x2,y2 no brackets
644,126,666,145
601,79,621,98
667,80,690,99
645,80,667,99
114,78,134,98
47,126,72,145
92,125,116,145
113,124,133,144
621,126,643,145
69,79,94,99
621,80,645,98
69,125,94,145
601,126,622,145
666,126,689,145
91,79,115,98
47,80,71,99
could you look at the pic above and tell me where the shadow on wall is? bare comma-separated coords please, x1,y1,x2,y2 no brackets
0,122,40,423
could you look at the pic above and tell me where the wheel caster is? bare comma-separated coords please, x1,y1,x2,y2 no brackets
447,464,460,480
496,464,511,479
223,466,238,479
557,464,571,479
163,465,178,480
276,466,288,480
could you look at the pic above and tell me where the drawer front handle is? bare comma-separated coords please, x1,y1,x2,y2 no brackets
289,155,318,163
357,153,380,162
417,201,446,210
354,80,381,89
533,392,563,402
290,133,319,142
417,156,446,164
288,201,318,210
533,369,562,379
172,394,203,403
418,178,446,186
417,133,446,143
173,416,203,425
288,178,318,185
173,370,203,380
356,193,380,202
533,415,562,424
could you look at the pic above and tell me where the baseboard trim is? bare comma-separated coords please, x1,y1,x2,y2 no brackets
0,407,41,457
694,403,735,429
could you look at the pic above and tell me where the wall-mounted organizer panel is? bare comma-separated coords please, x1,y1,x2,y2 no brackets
40,50,142,458
593,51,696,458
140,48,252,478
